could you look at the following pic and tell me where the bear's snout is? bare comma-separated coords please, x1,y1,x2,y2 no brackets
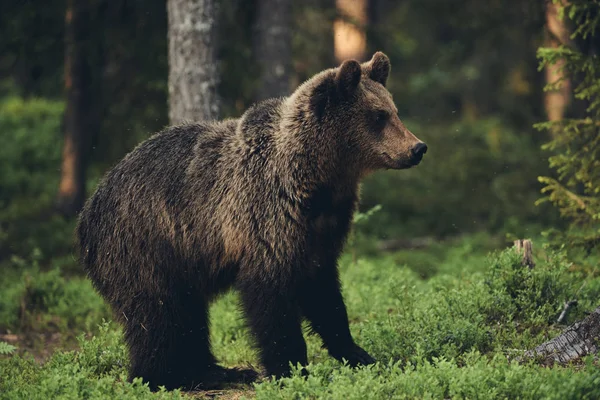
410,142,428,165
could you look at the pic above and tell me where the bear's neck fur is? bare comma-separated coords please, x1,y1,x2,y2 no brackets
236,89,361,209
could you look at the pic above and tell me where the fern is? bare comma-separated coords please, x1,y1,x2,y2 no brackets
0,341,17,355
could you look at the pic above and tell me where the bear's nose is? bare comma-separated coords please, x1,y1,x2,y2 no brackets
411,142,428,158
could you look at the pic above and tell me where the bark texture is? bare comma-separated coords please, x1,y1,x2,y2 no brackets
544,0,572,124
167,0,219,124
525,306,600,365
253,0,292,101
56,0,91,217
334,0,367,62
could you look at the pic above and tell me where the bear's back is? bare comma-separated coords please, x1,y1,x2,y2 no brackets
77,120,238,281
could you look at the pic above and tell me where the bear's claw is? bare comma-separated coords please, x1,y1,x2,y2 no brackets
192,365,259,390
331,344,375,367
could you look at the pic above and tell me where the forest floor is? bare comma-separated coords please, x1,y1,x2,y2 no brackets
1,234,600,399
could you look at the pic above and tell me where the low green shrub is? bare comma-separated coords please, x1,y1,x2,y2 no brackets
342,245,581,367
255,354,600,400
482,248,573,326
0,322,184,400
0,252,109,333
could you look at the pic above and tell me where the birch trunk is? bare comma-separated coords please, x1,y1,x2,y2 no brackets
167,0,219,124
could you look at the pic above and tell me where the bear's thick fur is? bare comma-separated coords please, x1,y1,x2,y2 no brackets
77,52,427,390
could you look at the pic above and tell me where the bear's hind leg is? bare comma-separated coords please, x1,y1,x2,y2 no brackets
124,288,257,391
123,290,217,390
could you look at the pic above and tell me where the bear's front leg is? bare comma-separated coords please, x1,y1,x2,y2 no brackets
237,277,308,378
299,262,375,367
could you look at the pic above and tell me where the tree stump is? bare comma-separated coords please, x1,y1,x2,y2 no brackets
513,239,535,268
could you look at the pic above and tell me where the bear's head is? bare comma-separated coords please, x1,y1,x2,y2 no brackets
305,51,427,174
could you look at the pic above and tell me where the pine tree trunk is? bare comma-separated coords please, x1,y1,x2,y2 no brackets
524,306,600,365
167,0,220,124
543,0,572,125
56,0,91,217
334,0,367,63
253,0,292,101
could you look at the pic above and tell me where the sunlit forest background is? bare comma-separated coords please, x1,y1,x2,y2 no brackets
1,0,599,398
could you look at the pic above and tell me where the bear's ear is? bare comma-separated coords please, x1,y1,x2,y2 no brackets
335,59,362,96
310,78,333,121
364,51,390,86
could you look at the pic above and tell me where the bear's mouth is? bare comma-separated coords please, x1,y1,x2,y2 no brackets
410,152,424,166
381,153,415,170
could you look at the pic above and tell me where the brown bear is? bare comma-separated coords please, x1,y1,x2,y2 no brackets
77,51,427,391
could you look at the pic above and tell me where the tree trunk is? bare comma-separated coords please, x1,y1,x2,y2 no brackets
334,0,367,62
253,0,292,101
543,0,572,125
524,306,600,365
56,0,91,217
167,0,220,124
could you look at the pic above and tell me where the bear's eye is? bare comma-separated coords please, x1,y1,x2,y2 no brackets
370,110,389,130
376,110,389,122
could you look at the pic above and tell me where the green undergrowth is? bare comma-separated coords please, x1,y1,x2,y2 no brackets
0,251,110,335
1,236,600,399
0,323,182,400
256,355,600,400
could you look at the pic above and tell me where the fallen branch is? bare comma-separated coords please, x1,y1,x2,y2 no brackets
556,300,578,324
523,305,600,365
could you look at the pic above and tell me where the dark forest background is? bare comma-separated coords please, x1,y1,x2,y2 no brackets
2,0,584,264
